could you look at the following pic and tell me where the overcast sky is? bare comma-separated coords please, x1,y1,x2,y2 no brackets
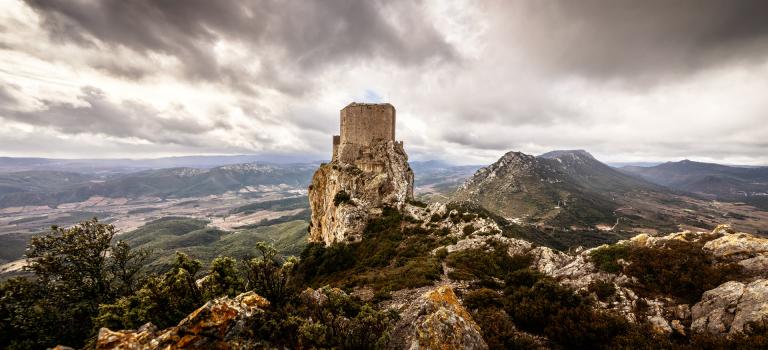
1,0,767,165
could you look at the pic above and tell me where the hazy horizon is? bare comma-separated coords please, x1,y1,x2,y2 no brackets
2,0,768,165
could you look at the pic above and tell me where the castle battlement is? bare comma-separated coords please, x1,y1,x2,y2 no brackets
333,102,400,164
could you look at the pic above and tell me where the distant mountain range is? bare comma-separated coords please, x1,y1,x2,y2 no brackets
621,160,768,209
450,150,768,241
0,155,323,174
0,163,316,208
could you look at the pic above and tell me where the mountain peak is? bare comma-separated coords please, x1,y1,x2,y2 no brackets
539,149,596,161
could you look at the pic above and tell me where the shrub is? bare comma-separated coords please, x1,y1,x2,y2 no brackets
434,248,449,261
202,256,246,299
504,268,545,288
589,243,630,273
333,190,351,206
408,199,428,208
472,308,544,350
445,245,532,282
624,240,743,303
588,280,617,301
244,242,296,305
371,290,392,303
96,252,204,331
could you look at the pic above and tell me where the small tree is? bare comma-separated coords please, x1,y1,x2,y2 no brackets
96,252,204,330
202,256,246,299
244,242,296,305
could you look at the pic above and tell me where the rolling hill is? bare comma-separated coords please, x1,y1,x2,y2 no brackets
116,217,308,272
0,163,316,208
621,160,768,209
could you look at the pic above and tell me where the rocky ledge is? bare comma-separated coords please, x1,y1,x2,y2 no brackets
308,140,413,245
96,292,269,350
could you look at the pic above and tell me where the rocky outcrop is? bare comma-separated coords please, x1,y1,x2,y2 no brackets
309,140,413,245
402,285,488,350
96,291,269,350
691,279,768,335
704,231,768,276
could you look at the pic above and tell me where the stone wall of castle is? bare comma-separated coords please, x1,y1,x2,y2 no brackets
336,103,396,163
340,103,395,145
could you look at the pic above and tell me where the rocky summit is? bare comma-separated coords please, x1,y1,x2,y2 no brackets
308,103,414,245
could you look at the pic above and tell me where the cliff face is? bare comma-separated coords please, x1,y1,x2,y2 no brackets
308,140,413,245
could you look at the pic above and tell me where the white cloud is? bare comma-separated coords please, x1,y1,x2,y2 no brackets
1,0,767,166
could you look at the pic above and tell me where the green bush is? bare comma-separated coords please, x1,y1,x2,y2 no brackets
434,247,448,261
408,199,428,208
625,240,743,303
295,206,442,292
445,244,532,282
333,190,352,206
588,280,617,301
589,244,630,273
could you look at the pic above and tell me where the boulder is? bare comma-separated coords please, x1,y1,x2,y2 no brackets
96,291,269,350
704,232,768,260
691,279,768,334
407,286,488,350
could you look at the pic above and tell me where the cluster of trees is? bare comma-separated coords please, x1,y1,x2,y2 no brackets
0,220,149,348
0,219,394,349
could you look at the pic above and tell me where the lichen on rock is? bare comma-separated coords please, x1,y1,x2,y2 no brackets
406,285,488,350
95,291,269,350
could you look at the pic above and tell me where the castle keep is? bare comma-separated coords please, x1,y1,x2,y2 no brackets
332,103,402,168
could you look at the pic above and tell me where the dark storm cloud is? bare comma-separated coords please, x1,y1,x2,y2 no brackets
498,0,768,82
0,87,227,146
24,0,456,94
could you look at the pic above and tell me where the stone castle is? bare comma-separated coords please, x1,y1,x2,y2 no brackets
308,102,414,245
332,103,403,171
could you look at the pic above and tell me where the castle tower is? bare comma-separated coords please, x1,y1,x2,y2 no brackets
334,102,398,163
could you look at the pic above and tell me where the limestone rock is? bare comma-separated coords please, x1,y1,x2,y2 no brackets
691,279,768,334
308,140,414,245
407,286,488,350
96,291,269,350
648,315,672,334
704,232,768,259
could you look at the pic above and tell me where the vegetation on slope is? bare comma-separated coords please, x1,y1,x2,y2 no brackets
0,219,395,350
2,210,768,349
590,239,743,303
295,207,450,292
121,217,309,272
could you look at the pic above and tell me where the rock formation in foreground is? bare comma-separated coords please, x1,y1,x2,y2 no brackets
308,102,414,245
96,292,269,350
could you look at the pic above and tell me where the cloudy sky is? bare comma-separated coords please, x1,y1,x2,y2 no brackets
1,0,767,165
